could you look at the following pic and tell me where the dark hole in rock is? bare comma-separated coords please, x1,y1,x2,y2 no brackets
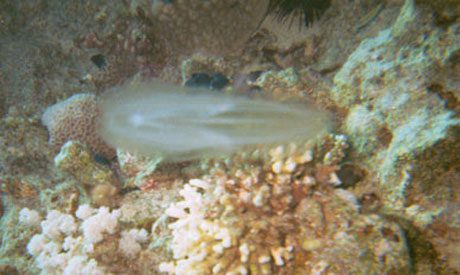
90,54,107,70
336,164,366,188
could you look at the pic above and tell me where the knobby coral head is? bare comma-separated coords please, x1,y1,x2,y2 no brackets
97,81,332,161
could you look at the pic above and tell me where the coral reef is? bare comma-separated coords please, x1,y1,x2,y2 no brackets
159,138,410,274
1,0,459,273
54,141,120,207
42,93,115,159
25,205,119,274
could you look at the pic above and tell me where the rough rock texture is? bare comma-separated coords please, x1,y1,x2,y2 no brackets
117,149,164,190
416,0,460,24
327,1,460,272
332,0,460,211
131,0,269,56
55,141,120,207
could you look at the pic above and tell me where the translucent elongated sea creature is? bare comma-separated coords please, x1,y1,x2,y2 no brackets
97,82,331,161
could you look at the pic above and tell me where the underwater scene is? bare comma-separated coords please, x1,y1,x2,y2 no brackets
0,0,459,274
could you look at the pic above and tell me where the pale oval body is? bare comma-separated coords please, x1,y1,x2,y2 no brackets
97,82,331,161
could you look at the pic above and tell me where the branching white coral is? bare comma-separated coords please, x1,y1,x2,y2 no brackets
23,205,121,275
19,208,41,227
81,206,120,244
160,167,302,274
159,138,410,274
118,228,149,259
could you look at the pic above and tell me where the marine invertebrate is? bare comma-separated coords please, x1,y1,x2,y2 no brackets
159,138,411,274
41,93,115,159
23,203,157,274
97,81,331,161
118,228,149,259
25,205,120,274
18,208,41,227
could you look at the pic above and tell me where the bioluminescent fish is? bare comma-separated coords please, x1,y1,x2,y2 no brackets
97,81,331,161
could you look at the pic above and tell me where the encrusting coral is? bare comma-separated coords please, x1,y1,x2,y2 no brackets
159,135,411,274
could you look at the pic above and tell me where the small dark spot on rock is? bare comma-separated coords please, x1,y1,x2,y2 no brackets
0,264,18,275
90,54,107,70
185,72,229,91
381,226,400,242
185,73,212,89
376,125,393,148
359,192,381,213
352,76,362,87
427,83,444,94
249,86,263,94
427,83,459,110
50,193,59,203
336,164,366,188
248,71,263,82
209,73,229,90
93,153,109,166
119,187,138,195
447,50,460,67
